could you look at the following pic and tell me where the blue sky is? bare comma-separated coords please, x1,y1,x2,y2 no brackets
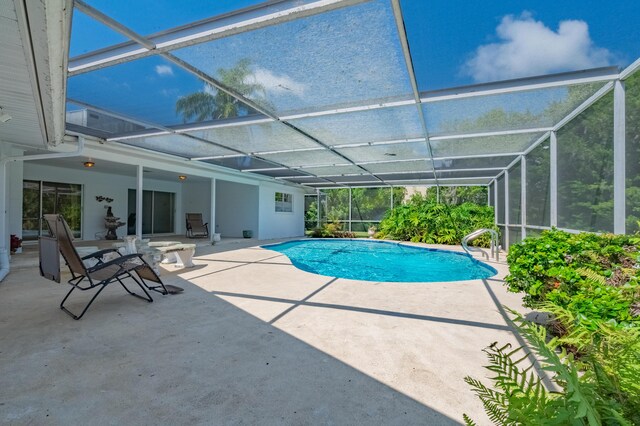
68,0,640,125
401,0,640,90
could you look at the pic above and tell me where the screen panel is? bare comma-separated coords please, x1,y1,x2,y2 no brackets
626,70,640,233
423,83,605,137
363,160,432,174
68,56,217,127
433,156,516,170
497,174,505,223
430,133,543,158
508,163,522,225
557,92,613,232
525,140,551,227
259,149,346,168
188,121,320,153
171,0,412,115
337,141,430,163
289,105,424,147
117,134,237,158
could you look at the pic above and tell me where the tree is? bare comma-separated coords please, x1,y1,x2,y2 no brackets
424,186,487,205
175,59,267,122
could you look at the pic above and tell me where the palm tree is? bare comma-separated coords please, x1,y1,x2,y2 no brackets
176,59,267,122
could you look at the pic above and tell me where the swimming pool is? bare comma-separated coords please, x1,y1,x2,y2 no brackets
263,239,497,282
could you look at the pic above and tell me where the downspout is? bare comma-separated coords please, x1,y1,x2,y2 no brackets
0,137,85,282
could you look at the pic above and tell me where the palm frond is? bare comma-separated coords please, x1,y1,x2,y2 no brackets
575,267,607,285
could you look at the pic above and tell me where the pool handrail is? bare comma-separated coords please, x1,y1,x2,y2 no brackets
461,228,500,262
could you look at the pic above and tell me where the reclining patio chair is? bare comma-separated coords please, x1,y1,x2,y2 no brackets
39,214,169,320
185,213,209,238
43,214,120,267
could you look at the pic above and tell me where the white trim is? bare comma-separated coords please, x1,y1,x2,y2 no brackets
613,80,626,234
280,99,416,120
429,128,551,141
333,137,425,148
420,67,619,103
493,180,498,224
390,0,439,187
620,57,640,80
550,131,558,227
504,169,509,248
179,117,274,132
521,156,526,238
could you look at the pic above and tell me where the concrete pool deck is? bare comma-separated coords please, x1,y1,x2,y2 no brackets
0,238,524,425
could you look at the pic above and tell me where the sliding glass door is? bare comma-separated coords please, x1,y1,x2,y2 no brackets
127,189,175,235
22,180,83,240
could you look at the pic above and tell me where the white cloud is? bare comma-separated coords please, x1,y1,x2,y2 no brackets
463,13,612,82
244,67,307,98
155,65,174,77
203,84,216,96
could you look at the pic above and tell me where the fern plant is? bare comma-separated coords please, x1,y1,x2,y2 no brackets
540,304,640,424
464,309,635,425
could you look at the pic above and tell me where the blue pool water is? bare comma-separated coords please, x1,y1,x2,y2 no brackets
263,239,496,282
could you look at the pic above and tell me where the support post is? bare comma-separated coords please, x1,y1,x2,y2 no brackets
348,187,352,232
504,170,510,249
521,156,527,239
494,181,498,225
550,131,558,227
316,189,320,228
136,165,143,239
210,178,216,243
613,80,626,234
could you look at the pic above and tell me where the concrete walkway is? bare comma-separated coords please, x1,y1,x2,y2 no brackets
0,238,524,425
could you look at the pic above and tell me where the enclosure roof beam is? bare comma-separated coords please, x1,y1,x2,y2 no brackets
419,66,618,103
390,0,439,187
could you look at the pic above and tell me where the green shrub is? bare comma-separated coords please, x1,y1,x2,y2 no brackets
376,195,496,247
506,230,640,321
464,309,640,426
309,221,356,238
467,231,640,425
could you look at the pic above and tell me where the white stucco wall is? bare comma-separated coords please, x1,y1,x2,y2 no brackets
258,182,305,240
1,145,25,244
215,180,259,238
23,163,183,240
182,180,212,234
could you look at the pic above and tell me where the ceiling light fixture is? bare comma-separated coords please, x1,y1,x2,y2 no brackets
0,107,12,123
178,175,187,181
83,161,95,168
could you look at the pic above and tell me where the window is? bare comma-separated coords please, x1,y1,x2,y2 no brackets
22,180,83,240
275,192,293,212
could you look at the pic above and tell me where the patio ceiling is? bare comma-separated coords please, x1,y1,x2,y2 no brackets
64,0,630,188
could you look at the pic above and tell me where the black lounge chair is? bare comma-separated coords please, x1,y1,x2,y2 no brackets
185,213,209,238
39,214,169,320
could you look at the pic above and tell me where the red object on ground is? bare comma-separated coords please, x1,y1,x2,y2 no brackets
10,234,22,253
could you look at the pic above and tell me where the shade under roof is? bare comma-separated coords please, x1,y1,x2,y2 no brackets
64,0,630,189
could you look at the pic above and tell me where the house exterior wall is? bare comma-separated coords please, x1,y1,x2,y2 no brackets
215,180,259,238
258,182,305,240
5,140,306,243
22,163,183,240
182,180,212,236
